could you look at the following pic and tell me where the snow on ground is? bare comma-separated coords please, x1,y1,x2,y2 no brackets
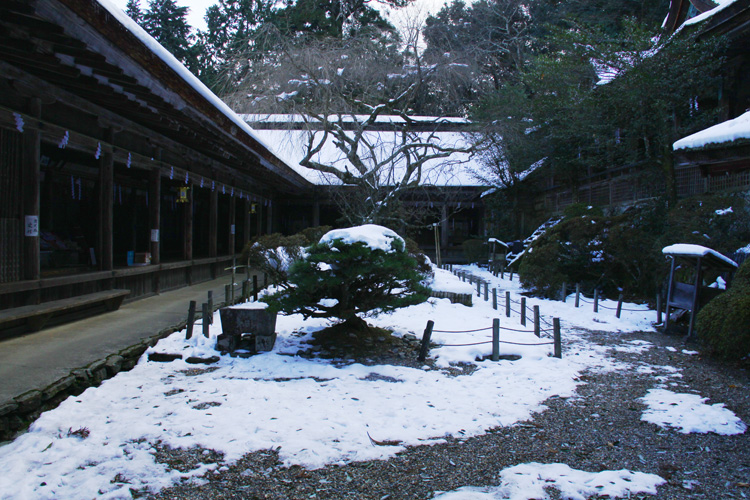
433,462,666,500
0,265,743,499
640,389,747,435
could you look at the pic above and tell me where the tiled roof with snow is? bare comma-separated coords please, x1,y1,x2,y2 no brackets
249,120,486,187
673,110,750,150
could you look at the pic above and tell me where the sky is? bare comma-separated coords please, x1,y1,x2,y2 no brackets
111,0,451,33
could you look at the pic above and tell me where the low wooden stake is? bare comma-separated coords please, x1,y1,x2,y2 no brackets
575,283,580,308
616,294,624,318
202,302,210,338
418,320,435,362
186,301,196,339
492,318,500,362
561,282,567,303
553,318,562,358
534,305,540,337
476,280,481,297
656,293,663,324
520,297,526,326
492,288,497,310
253,275,258,301
593,289,599,313
483,282,489,301
207,291,214,324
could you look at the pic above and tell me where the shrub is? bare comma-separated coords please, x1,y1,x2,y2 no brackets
298,225,332,245
696,261,750,360
462,239,486,264
240,233,308,287
263,225,431,332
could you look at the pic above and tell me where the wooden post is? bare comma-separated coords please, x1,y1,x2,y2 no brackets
186,301,196,339
484,282,489,302
253,275,258,301
225,284,231,305
505,291,511,318
492,288,497,310
500,265,504,279
575,283,580,308
98,127,113,273
509,269,514,282
208,290,213,324
656,293,663,324
243,198,251,248
202,302,210,338
616,294,623,318
561,282,567,303
553,318,562,358
183,181,193,263
209,186,218,259
534,305,540,337
149,167,161,266
476,280,481,297
492,318,500,362
242,280,249,301
228,193,236,256
593,289,599,313
520,297,526,326
664,257,676,331
22,98,42,287
688,257,702,338
418,320,434,362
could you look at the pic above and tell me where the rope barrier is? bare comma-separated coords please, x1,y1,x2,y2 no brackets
432,326,493,334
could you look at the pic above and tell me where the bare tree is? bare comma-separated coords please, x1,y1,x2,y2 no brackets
224,25,476,228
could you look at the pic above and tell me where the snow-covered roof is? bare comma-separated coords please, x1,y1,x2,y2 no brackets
95,0,283,162
662,243,738,268
682,0,740,27
673,110,750,150
242,114,470,125
250,123,486,187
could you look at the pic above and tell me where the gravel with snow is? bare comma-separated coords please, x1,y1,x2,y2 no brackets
1,265,747,500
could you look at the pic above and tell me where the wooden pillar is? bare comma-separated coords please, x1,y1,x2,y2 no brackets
149,168,161,265
312,198,320,227
441,203,449,249
23,98,41,286
209,187,218,258
98,128,114,272
266,198,273,234
243,198,251,247
183,182,193,262
228,193,236,255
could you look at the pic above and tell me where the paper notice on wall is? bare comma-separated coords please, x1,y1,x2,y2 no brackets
151,229,159,242
25,215,38,237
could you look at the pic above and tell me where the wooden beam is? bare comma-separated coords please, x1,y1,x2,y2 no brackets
209,187,217,258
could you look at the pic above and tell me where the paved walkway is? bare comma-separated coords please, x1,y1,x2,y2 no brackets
0,276,246,405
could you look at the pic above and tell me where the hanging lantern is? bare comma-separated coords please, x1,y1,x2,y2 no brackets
250,203,257,214
177,186,189,203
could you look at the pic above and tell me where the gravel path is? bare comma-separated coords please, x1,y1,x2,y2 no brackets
149,329,750,500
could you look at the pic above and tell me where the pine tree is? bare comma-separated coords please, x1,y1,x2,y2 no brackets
125,0,142,23
142,0,199,72
263,226,430,333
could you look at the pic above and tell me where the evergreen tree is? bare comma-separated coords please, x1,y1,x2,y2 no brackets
142,0,199,72
263,225,430,333
125,0,142,23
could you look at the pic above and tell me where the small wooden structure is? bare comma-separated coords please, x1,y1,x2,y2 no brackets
662,244,738,337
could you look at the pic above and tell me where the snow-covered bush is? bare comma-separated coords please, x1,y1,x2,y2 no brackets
241,233,308,288
697,260,750,360
263,224,431,332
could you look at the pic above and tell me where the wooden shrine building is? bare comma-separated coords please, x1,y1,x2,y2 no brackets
0,0,310,321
